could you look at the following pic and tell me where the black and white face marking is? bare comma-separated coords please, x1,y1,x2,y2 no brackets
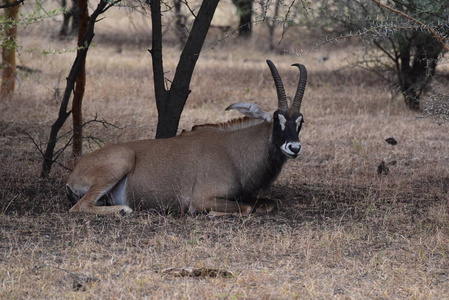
295,115,303,132
274,111,304,159
278,114,303,131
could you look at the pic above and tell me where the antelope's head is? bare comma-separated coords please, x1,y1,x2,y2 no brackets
227,60,307,159
268,60,307,159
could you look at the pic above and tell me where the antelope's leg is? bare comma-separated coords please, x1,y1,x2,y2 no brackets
69,179,133,215
67,145,135,215
190,197,252,216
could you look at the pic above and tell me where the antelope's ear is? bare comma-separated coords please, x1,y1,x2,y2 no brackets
226,102,272,123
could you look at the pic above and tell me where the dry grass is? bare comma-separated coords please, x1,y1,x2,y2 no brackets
1,2,449,299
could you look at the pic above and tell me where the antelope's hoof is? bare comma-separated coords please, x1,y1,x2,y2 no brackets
241,205,253,216
208,211,232,217
120,206,133,216
254,199,277,213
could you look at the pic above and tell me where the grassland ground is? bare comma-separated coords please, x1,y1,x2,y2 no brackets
1,3,449,299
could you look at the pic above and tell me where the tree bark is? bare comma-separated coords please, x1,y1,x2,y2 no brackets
1,0,20,99
71,0,90,158
150,0,220,139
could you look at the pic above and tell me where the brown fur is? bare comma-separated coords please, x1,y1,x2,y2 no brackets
67,121,274,215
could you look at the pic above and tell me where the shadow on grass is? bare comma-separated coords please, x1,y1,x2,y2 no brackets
265,178,448,226
1,161,447,227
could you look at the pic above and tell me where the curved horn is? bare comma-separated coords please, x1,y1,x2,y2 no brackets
291,63,307,113
266,60,288,111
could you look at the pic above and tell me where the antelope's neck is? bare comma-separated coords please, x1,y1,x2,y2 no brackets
234,122,287,195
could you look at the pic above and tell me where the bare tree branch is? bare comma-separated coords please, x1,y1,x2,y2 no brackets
181,0,197,18
373,40,396,62
279,0,296,46
31,115,123,174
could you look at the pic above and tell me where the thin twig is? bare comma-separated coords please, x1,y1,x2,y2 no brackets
373,40,396,62
101,0,122,14
308,23,420,52
52,137,73,162
181,0,196,18
279,0,296,46
82,114,125,130
31,114,123,174
26,132,45,157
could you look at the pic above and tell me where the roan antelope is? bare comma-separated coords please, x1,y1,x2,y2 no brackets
67,60,307,215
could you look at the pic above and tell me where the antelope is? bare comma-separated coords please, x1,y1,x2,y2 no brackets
67,60,307,215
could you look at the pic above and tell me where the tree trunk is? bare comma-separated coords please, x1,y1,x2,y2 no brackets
1,0,19,99
150,0,221,139
174,0,188,49
60,0,70,36
232,0,253,38
265,0,277,51
71,0,80,34
71,0,90,158
398,34,443,111
60,0,79,37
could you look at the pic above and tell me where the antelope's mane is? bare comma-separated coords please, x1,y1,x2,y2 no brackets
191,117,266,132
